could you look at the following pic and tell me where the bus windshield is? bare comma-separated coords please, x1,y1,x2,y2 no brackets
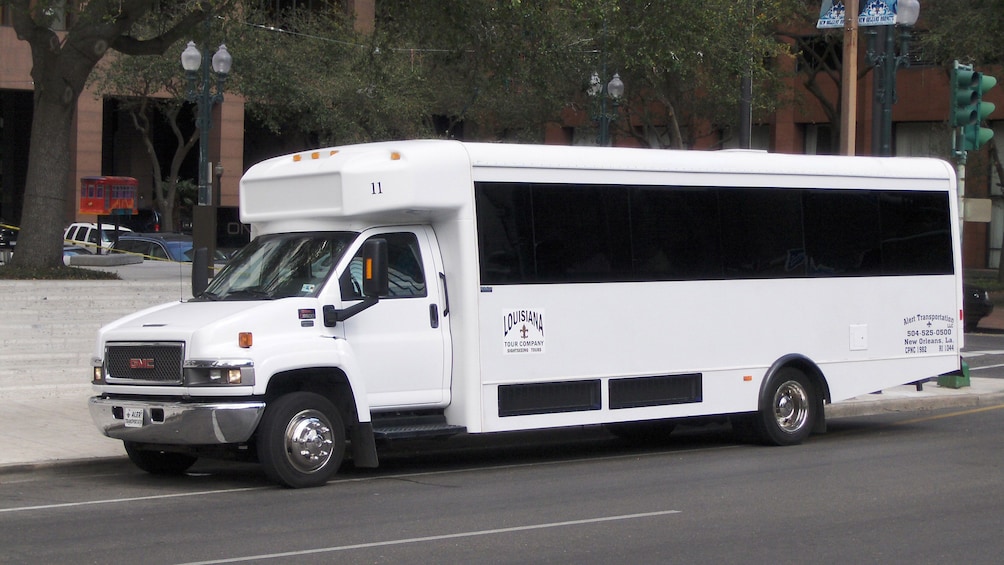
198,232,357,300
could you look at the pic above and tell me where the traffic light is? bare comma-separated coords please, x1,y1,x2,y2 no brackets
951,63,978,128
951,61,997,152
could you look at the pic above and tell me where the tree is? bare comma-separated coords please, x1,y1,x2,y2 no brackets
228,2,591,148
373,1,592,142
231,5,434,150
606,0,808,149
89,40,200,233
916,0,1004,280
919,0,1004,66
6,0,217,269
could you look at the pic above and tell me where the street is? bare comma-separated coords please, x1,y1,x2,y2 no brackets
0,328,1001,563
2,400,1004,563
962,329,1004,379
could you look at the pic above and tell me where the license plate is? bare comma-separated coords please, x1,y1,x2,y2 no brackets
124,407,144,428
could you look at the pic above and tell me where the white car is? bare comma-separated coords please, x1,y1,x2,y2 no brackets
63,222,132,253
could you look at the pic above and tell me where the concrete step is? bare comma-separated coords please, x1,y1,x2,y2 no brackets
0,279,192,388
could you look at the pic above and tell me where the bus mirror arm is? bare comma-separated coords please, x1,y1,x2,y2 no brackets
323,297,379,327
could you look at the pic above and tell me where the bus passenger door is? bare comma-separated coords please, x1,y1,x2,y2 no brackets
337,227,452,408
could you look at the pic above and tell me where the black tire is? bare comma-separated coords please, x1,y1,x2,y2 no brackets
257,392,346,488
124,442,198,475
754,367,816,446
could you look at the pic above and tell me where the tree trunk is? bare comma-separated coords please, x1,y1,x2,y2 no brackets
6,0,210,268
9,61,81,268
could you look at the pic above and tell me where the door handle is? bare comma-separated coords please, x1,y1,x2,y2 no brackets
430,303,440,329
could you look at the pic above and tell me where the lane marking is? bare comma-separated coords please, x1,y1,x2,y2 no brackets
966,362,1004,372
962,350,1004,358
0,486,268,514
894,403,1004,426
0,444,738,514
180,510,683,564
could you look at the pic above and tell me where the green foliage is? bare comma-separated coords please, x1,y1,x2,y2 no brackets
230,6,433,146
920,0,1004,66
609,0,807,147
373,0,594,141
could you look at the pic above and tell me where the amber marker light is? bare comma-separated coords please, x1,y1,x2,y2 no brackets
365,258,374,280
391,151,401,160
239,332,253,348
743,375,753,382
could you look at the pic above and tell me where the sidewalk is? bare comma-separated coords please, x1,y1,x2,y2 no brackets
2,263,1004,473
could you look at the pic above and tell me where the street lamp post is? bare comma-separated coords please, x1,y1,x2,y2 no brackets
866,0,920,156
588,71,625,146
181,40,232,286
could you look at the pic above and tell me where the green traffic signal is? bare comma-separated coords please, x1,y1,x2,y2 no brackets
951,65,979,128
951,61,997,151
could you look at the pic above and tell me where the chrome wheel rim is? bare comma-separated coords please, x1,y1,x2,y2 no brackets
283,409,334,474
773,380,809,434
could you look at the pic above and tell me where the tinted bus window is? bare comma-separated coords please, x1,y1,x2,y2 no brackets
475,182,953,285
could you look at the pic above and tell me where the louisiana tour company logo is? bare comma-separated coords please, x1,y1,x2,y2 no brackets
503,309,545,355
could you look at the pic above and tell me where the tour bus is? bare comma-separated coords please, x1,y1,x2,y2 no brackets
89,140,963,488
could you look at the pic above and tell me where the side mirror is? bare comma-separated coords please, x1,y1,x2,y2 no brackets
323,238,389,327
361,238,389,298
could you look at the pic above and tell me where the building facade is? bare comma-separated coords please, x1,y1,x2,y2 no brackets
2,2,1000,267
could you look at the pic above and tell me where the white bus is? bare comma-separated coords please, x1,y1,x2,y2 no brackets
89,141,963,488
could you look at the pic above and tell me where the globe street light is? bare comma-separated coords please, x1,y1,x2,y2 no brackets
182,40,231,288
588,71,624,146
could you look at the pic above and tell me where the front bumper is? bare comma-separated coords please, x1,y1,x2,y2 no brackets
89,397,266,444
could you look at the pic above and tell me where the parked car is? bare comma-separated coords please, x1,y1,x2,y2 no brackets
964,283,994,332
110,233,228,263
0,223,16,249
62,245,91,266
115,209,164,233
64,222,133,253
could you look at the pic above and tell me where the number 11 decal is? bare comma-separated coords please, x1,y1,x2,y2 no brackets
371,182,383,194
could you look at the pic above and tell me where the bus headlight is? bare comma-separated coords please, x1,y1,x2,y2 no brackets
184,359,255,386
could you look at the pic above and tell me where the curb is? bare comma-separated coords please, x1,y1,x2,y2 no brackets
826,390,1004,419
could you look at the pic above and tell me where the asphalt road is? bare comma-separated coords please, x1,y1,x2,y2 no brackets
2,403,1004,564
963,330,1004,378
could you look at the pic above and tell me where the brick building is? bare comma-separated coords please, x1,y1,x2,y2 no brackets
1,2,1000,267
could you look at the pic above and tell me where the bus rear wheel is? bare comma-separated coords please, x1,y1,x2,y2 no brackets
755,368,815,446
258,392,346,488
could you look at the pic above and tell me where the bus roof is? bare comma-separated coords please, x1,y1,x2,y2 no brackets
240,140,956,227
461,142,955,187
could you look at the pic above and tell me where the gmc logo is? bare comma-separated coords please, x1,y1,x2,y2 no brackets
129,358,155,370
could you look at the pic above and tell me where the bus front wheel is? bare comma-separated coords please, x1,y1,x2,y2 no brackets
755,368,815,446
258,392,346,488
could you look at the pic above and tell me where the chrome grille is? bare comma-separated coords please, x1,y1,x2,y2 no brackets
106,342,184,384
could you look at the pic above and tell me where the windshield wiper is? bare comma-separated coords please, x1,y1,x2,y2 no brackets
198,290,222,301
219,288,275,300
